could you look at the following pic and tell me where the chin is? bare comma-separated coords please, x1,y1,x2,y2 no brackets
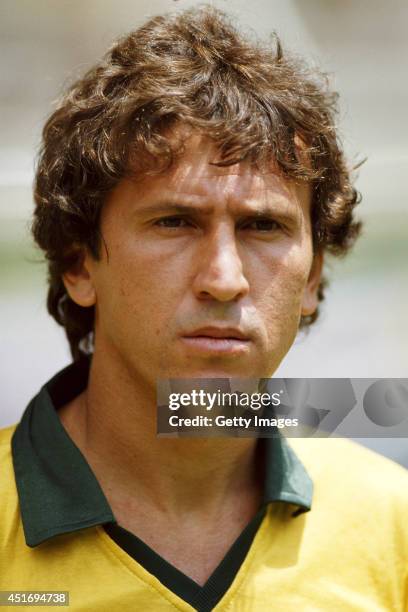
173,361,262,380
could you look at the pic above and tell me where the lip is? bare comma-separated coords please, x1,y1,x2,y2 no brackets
183,326,251,340
180,327,251,356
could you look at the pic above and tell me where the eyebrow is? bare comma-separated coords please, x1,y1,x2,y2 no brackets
135,202,214,216
133,200,300,222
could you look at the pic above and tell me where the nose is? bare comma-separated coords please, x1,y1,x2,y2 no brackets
192,225,250,302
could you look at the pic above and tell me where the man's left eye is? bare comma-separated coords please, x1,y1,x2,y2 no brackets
244,219,280,232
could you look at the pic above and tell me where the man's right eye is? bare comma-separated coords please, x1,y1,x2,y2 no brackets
154,216,191,228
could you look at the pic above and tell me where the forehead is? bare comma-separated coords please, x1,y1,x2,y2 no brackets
130,130,311,212
166,133,285,194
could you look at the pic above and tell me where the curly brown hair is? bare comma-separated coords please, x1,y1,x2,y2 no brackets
32,5,361,361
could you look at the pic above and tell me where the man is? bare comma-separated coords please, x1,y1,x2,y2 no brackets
1,6,407,611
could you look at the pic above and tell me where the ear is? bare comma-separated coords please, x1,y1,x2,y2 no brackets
301,251,324,317
62,250,96,308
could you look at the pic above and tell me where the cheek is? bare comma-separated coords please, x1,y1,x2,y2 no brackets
251,243,312,311
94,244,185,337
249,254,311,352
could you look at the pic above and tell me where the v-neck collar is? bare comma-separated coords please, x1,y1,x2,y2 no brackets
11,356,313,549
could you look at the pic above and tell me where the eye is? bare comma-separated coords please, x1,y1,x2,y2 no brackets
154,216,192,228
242,218,281,232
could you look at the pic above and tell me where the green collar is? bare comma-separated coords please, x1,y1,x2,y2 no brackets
11,358,313,548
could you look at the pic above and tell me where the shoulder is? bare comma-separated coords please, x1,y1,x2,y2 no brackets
0,423,17,460
289,436,408,485
289,437,408,529
289,436,408,494
0,424,20,538
0,423,19,490
283,438,408,610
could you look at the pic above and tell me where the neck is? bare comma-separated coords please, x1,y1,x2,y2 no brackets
59,348,264,522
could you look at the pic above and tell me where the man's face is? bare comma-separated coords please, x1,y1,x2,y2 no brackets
68,131,322,385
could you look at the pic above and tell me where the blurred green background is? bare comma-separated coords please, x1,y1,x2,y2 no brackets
0,0,407,464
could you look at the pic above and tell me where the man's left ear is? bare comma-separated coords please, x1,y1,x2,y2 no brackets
301,251,324,317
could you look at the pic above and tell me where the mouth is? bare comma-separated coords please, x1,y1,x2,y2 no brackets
180,327,251,356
